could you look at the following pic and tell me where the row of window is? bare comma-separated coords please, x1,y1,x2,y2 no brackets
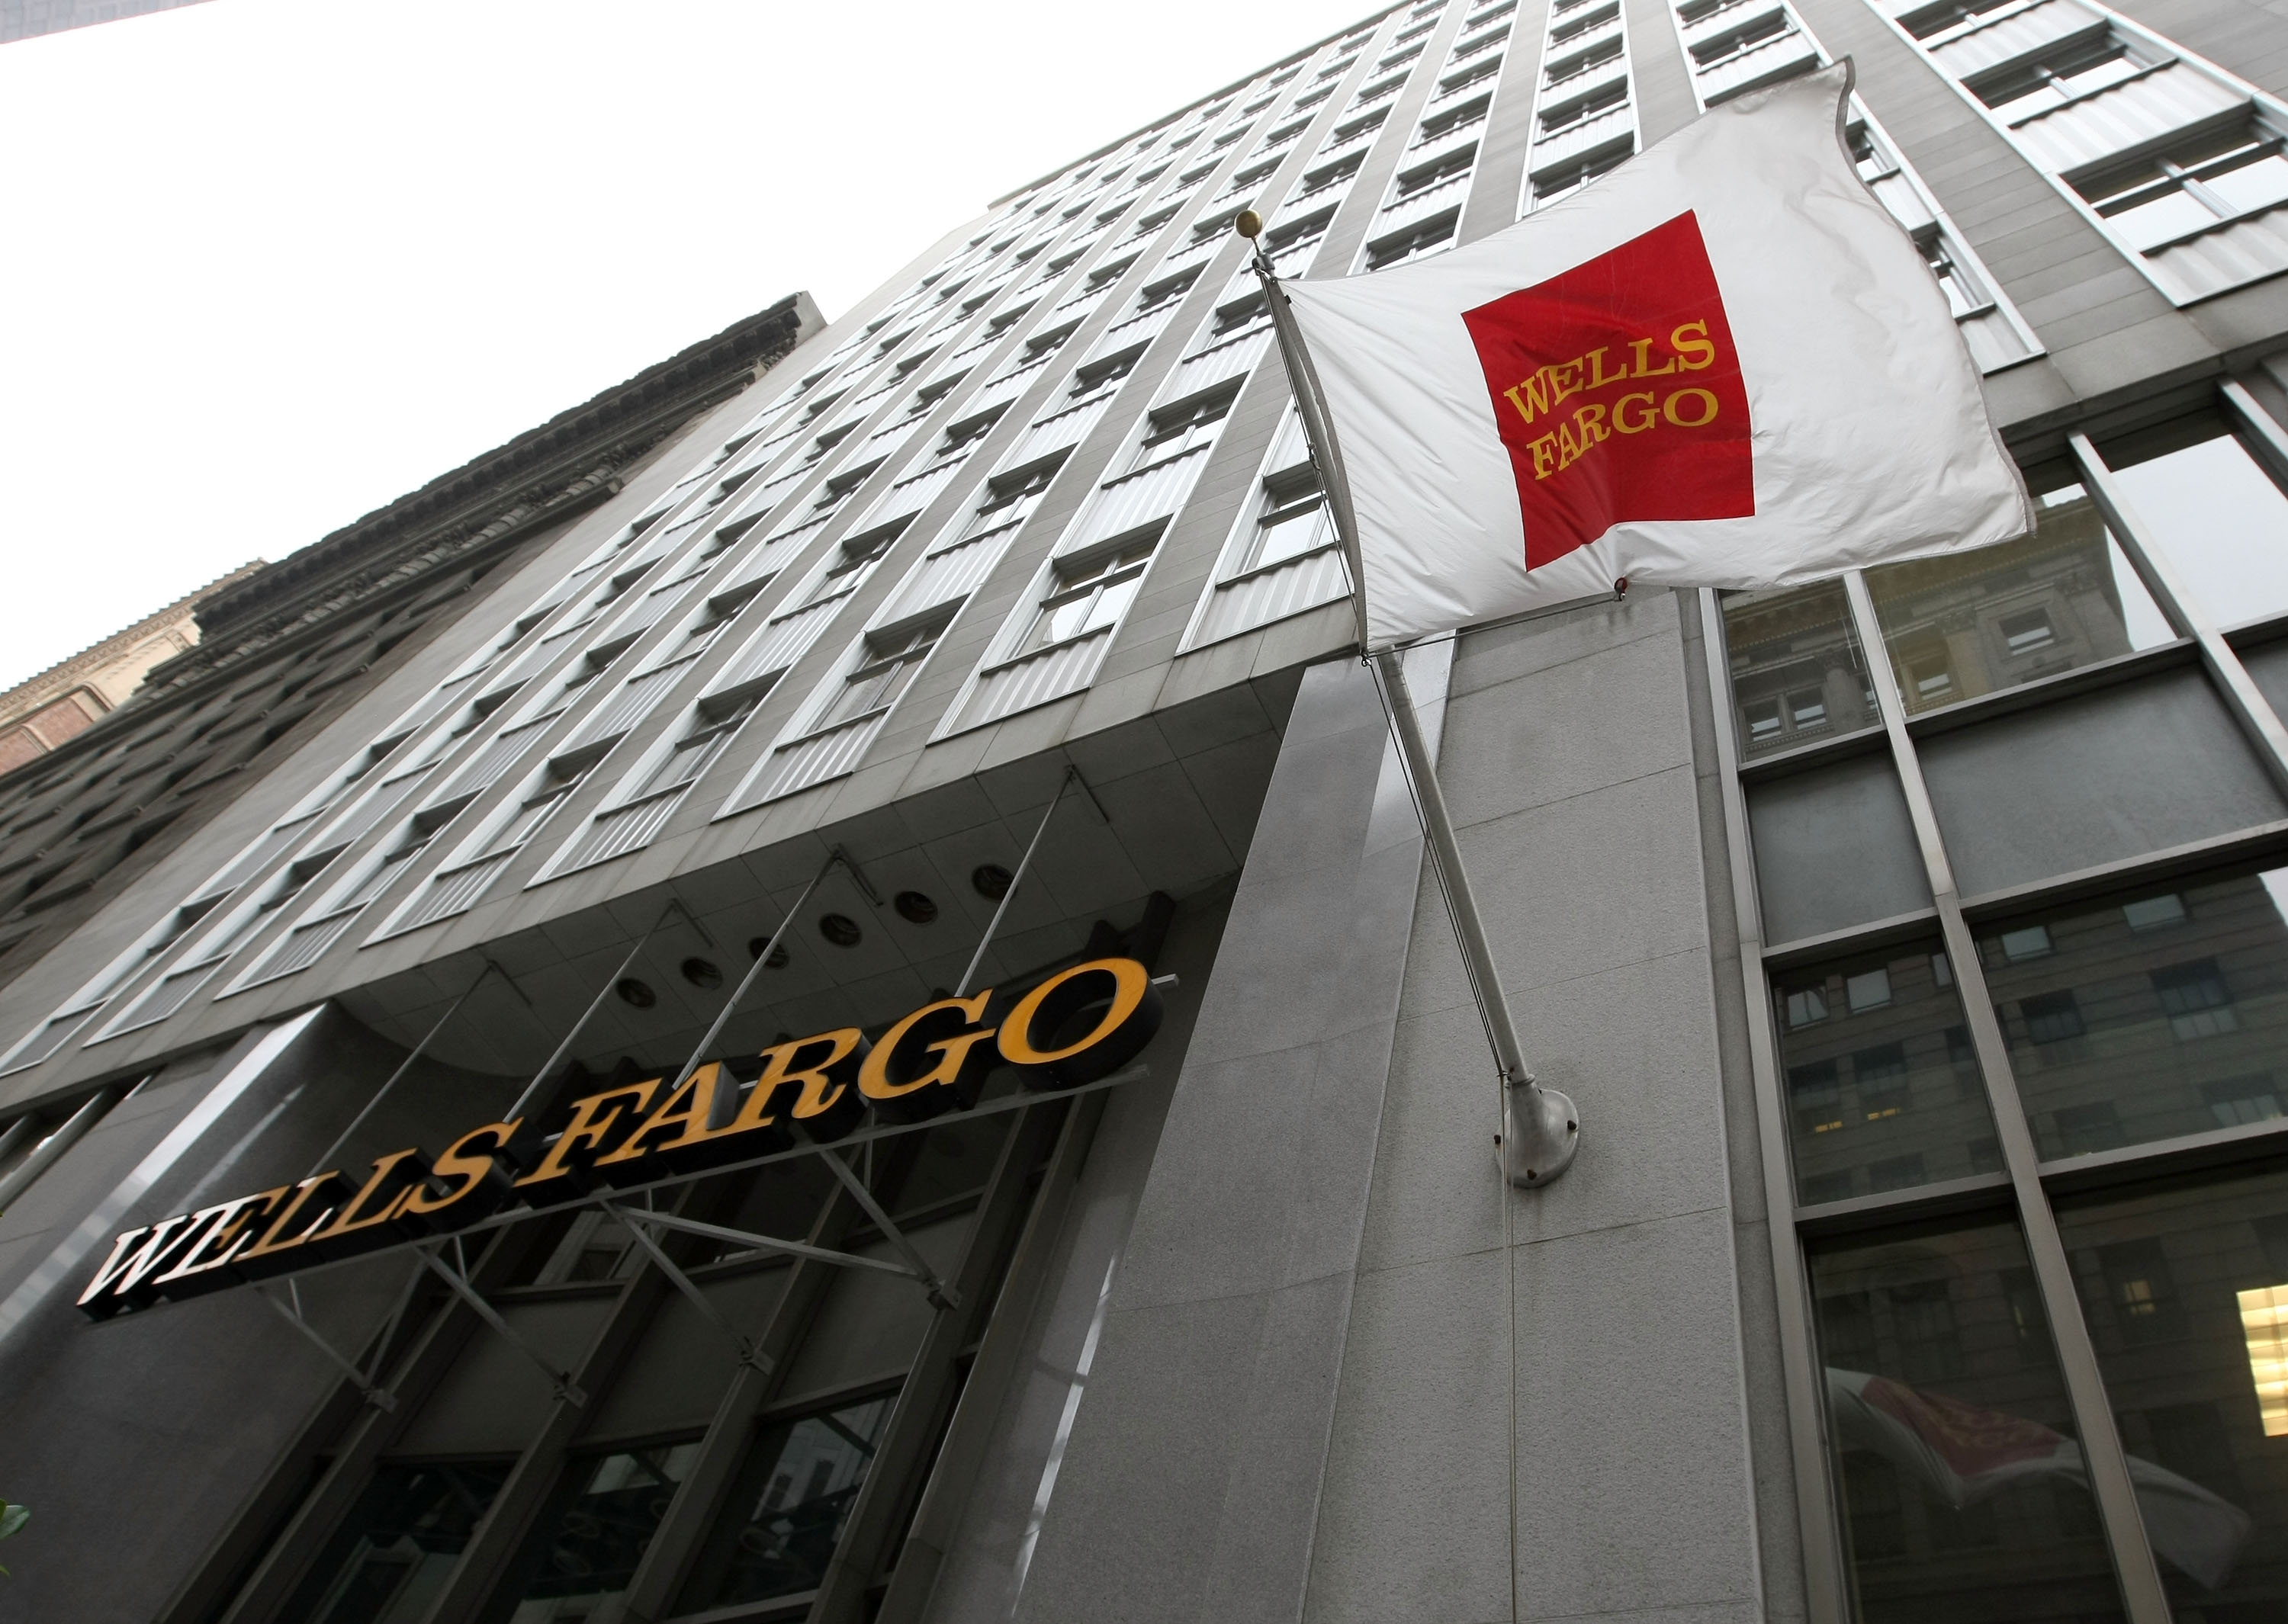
1875,0,2288,304
1714,381,2288,1621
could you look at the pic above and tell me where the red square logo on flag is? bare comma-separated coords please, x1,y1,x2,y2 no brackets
1462,210,1753,571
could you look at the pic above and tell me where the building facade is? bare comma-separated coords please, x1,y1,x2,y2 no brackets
0,293,816,1003
0,3,2282,1622
0,564,262,775
2,0,209,46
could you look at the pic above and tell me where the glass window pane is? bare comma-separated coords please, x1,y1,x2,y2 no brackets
283,1461,510,1624
1810,1215,2127,1622
480,1442,700,1622
2055,1164,2288,1615
1978,859,2288,1161
1772,939,2000,1205
1867,486,2172,714
2203,151,2288,217
2109,433,2288,629
676,1393,895,1611
1721,581,1877,757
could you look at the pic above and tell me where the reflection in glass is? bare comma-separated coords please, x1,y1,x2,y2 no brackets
1865,486,2171,715
284,1461,509,1624
1772,939,1999,1206
677,1393,895,1611
483,1442,700,1622
1721,581,1876,757
2110,432,2288,629
1978,861,2288,1160
2055,1166,2288,1616
1810,1215,2126,1623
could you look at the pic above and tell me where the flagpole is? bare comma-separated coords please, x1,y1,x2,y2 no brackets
1241,214,1577,1188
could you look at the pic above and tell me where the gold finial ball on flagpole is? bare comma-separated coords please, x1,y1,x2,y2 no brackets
1235,210,1263,239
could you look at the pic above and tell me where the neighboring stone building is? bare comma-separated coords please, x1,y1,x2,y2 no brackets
0,292,818,993
0,563,262,775
0,5,2286,1624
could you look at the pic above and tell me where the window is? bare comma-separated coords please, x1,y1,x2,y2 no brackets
1720,579,1876,755
972,460,1060,531
676,1396,895,1612
486,1443,701,1621
2075,120,2288,251
1551,0,1617,41
281,1462,510,1622
2154,958,2238,1040
1979,861,2288,1157
1531,138,1633,205
2104,428,2288,629
1964,27,2154,120
820,621,944,727
1691,9,1790,69
1130,388,1236,470
1864,481,2171,715
800,531,897,609
1772,942,1995,1199
934,408,1004,458
1541,80,1628,133
1247,465,1338,570
1364,210,1460,269
474,762,590,859
2052,1167,2288,1613
1295,152,1364,201
1810,1215,2122,1619
1392,143,1477,199
1022,541,1157,653
625,697,758,801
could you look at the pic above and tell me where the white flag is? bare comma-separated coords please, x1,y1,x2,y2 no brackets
1279,62,2030,649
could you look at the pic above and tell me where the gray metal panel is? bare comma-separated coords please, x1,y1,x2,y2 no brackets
1920,666,2287,898
1747,754,1933,945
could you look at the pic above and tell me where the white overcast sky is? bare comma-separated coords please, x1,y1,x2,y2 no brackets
0,0,1364,692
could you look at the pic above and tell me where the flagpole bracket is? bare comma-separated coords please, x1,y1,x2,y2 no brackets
1499,1077,1579,1188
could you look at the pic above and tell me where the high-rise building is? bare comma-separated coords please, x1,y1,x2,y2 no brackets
0,4,2283,1622
2,0,210,46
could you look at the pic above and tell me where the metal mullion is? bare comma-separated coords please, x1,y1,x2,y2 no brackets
1694,589,1851,1624
2070,430,2288,802
806,1106,1058,1624
208,1225,543,1624
413,1261,678,1624
1839,568,2172,1623
873,1093,1108,1624
591,1170,886,1623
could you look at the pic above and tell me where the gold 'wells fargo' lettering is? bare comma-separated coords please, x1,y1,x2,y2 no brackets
1498,321,1723,482
76,957,1165,1318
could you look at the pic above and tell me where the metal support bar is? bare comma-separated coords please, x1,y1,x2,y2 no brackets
956,769,1072,999
1246,223,1576,1187
0,1115,36,1182
2072,430,2288,803
665,854,835,1095
819,1148,961,1308
1696,589,1852,1624
609,1202,918,1278
832,843,885,908
261,1287,397,1411
1840,566,2171,1622
605,1202,773,1370
308,961,503,1179
1371,647,1579,1186
507,898,688,1122
419,1247,587,1407
0,1082,126,1215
